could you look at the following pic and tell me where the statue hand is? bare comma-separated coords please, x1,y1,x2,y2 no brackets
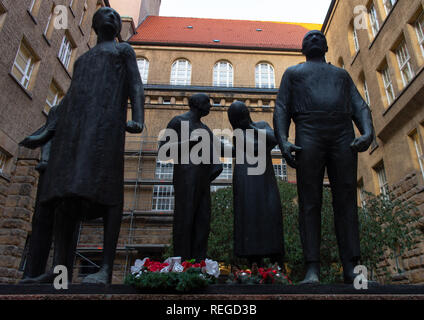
350,134,373,153
281,141,302,169
126,121,144,134
19,136,40,149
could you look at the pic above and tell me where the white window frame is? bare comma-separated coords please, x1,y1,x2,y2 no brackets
170,59,191,85
29,0,36,12
58,35,73,69
364,80,371,105
152,185,174,212
415,12,424,58
45,82,62,114
0,150,8,174
383,0,397,15
137,58,149,84
376,163,389,198
79,1,87,26
382,66,395,105
255,63,275,89
396,40,414,87
353,26,360,53
12,42,35,89
213,61,233,87
273,159,288,181
369,4,380,37
411,133,424,180
44,11,53,36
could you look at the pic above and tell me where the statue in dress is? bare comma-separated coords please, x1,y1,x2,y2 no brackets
20,7,144,284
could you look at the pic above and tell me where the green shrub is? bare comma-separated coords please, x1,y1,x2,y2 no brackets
207,180,422,284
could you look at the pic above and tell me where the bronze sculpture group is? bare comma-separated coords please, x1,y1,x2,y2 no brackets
18,8,374,285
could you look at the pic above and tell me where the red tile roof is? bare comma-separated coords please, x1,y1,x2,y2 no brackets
130,16,321,50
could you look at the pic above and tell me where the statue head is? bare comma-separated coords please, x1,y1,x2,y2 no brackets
302,30,328,59
228,101,251,130
92,7,122,39
189,93,211,117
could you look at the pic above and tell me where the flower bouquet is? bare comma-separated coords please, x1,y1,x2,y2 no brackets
227,263,293,285
125,257,220,292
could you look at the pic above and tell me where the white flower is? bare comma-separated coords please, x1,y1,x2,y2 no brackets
172,262,184,273
205,259,220,278
160,265,171,273
131,257,149,275
163,257,182,271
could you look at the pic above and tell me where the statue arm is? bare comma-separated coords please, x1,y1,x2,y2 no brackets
123,44,144,134
19,103,61,149
273,70,302,168
349,74,375,152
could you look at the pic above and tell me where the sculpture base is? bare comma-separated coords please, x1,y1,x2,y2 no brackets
0,283,423,300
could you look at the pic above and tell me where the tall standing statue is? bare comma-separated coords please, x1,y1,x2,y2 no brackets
273,30,374,284
160,93,223,262
19,104,79,283
27,7,144,284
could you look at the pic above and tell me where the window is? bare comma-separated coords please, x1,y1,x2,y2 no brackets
396,40,414,87
170,59,191,85
79,1,88,27
364,80,371,105
45,81,63,114
415,12,424,57
353,26,360,53
383,0,397,15
43,5,56,40
152,161,174,211
28,0,41,16
155,161,173,180
358,181,367,208
58,34,74,69
0,2,7,32
375,162,389,198
255,63,275,88
381,65,395,105
0,149,9,174
273,159,288,181
152,186,174,211
213,61,233,87
137,58,149,83
11,40,36,90
369,4,380,37
217,159,232,180
410,131,424,180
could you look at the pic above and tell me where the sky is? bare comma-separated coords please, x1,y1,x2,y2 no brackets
159,0,333,24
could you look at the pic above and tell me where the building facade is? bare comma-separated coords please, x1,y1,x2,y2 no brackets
0,0,109,284
323,0,424,284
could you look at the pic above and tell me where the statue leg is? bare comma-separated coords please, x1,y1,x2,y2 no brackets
327,138,360,284
20,202,54,282
27,200,80,283
173,184,199,261
191,188,211,262
296,134,326,284
82,203,122,284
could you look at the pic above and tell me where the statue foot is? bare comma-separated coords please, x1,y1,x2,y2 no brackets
299,262,320,285
20,271,56,284
82,268,110,285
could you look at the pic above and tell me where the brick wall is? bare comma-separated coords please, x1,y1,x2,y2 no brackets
375,172,424,284
0,148,39,283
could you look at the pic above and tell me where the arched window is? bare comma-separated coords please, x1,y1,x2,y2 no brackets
170,59,191,85
255,63,275,88
213,61,233,87
137,58,149,84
